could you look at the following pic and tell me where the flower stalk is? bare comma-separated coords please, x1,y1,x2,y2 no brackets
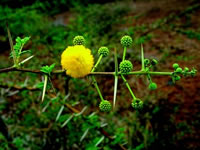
91,55,103,72
91,54,104,101
121,74,136,100
91,76,104,101
122,47,127,61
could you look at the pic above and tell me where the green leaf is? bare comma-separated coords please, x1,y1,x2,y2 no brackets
16,37,21,43
21,37,30,44
13,137,24,149
40,63,56,75
11,36,31,61
36,82,45,89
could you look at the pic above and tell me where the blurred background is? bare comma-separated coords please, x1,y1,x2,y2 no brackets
0,0,200,149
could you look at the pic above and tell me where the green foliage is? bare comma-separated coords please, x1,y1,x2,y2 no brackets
0,1,199,150
67,2,129,48
111,128,126,145
36,81,51,90
11,36,31,60
40,63,56,75
13,137,25,150
179,29,200,40
0,6,49,38
40,26,68,56
133,143,145,150
0,133,9,150
134,34,153,44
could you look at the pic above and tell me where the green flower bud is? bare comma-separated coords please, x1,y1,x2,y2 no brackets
151,59,158,66
191,71,195,77
148,82,157,90
184,67,189,72
119,60,133,74
174,75,181,81
98,47,109,57
173,63,179,69
144,59,150,66
176,67,183,73
73,36,85,45
99,100,111,112
190,68,197,77
131,99,143,109
120,35,133,47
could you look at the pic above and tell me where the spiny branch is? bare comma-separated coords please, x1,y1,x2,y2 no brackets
0,66,173,76
0,84,39,91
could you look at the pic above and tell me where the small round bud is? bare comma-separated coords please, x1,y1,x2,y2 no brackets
173,63,179,69
119,60,133,74
99,100,112,112
131,99,143,109
176,67,183,73
174,75,181,81
151,59,158,66
190,69,197,77
120,35,133,47
148,82,157,90
98,47,109,57
184,67,189,72
144,59,150,66
191,72,195,76
73,36,85,45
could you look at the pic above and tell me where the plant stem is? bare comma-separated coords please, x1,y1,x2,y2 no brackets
0,67,173,76
16,43,25,66
0,66,174,76
121,75,136,100
122,47,127,61
114,48,118,76
91,54,104,101
92,76,104,101
91,55,103,72
147,74,152,83
141,44,145,71
126,71,173,76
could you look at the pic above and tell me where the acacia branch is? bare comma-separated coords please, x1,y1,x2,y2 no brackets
0,66,172,76
0,67,42,74
0,84,39,91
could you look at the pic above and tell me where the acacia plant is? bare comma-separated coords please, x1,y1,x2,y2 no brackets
0,31,197,112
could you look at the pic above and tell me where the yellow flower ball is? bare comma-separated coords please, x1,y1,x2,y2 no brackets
61,45,94,78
